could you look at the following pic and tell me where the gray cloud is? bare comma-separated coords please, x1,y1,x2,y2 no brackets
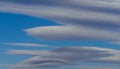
108,41,120,45
11,46,120,69
6,50,50,56
0,1,120,69
0,64,12,67
74,65,120,69
0,0,120,41
12,57,74,69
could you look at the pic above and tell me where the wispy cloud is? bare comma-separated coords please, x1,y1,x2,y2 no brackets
0,64,12,67
6,49,50,56
1,63,119,69
109,41,120,45
1,42,56,48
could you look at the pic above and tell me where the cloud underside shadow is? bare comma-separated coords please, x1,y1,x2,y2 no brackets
11,46,120,69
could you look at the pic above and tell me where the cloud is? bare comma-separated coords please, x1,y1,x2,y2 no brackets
74,65,120,69
108,41,120,45
5,50,50,56
51,46,120,63
0,1,120,68
0,0,120,41
1,63,119,69
13,58,74,69
11,46,120,69
25,26,120,41
1,42,55,48
0,64,12,67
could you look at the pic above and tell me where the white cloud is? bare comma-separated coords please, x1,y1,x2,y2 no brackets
25,26,120,41
1,42,55,48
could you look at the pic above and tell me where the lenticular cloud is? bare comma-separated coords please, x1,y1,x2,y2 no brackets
0,0,120,40
0,0,120,41
0,0,120,69
0,0,120,36
12,46,120,69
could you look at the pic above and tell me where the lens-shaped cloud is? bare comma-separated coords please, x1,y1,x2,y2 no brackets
12,46,120,69
0,0,120,41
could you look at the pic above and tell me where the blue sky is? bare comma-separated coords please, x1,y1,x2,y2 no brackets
0,0,120,69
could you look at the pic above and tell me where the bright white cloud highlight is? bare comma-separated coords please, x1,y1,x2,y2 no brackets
25,26,120,41
1,42,55,48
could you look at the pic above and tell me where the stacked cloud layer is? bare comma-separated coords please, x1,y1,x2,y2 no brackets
0,0,120,41
12,46,120,69
0,0,120,69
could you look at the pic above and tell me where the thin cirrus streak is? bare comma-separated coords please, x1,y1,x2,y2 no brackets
5,49,50,56
0,42,55,47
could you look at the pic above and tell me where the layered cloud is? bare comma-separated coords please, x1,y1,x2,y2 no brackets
0,0,120,69
11,46,120,69
0,0,120,41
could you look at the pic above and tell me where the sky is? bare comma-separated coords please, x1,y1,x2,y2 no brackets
0,0,120,69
